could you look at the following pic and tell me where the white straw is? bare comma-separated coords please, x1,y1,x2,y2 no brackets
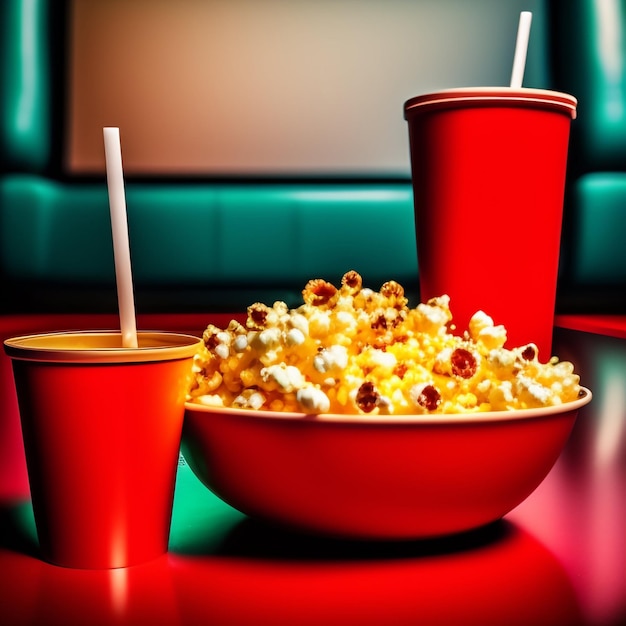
103,127,138,348
510,11,532,88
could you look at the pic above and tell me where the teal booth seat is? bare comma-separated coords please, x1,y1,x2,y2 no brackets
0,174,418,312
0,1,51,174
2,0,626,314
548,0,626,308
571,175,626,284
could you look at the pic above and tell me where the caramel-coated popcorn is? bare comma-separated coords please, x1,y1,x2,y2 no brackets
187,271,582,415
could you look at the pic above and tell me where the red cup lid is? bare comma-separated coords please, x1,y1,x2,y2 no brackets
404,87,577,119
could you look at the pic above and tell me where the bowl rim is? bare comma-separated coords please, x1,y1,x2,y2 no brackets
185,387,592,424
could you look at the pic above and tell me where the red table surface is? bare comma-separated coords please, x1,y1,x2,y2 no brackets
0,313,625,626
555,313,626,339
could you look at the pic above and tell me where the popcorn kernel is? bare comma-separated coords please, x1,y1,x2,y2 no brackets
187,271,582,415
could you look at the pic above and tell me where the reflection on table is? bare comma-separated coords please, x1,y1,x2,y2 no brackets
1,508,584,626
511,327,626,626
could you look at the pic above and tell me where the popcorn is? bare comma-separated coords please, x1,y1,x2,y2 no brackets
187,271,583,415
296,387,331,413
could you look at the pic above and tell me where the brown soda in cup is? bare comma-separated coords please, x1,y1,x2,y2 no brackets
404,88,577,359
3,331,201,569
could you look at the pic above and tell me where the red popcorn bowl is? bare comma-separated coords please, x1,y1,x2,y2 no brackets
181,388,591,540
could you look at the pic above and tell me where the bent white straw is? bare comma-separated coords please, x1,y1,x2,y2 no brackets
103,127,138,348
510,11,532,88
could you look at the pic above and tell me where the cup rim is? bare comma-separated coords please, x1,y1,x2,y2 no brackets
404,87,577,119
4,330,202,363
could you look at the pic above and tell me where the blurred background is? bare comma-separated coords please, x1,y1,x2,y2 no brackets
65,0,549,177
1,0,625,314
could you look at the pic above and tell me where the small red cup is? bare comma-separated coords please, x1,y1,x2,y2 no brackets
404,88,577,359
4,331,201,569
